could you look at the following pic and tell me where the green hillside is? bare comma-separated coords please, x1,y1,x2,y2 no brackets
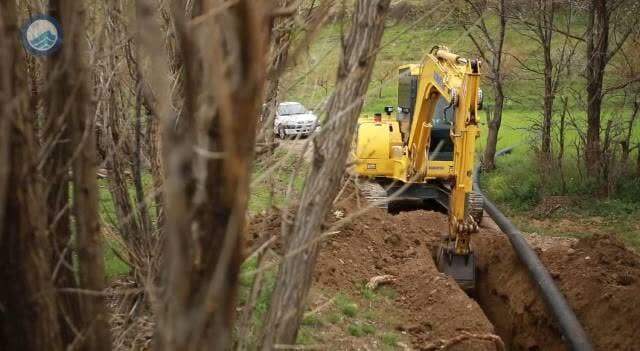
279,8,640,250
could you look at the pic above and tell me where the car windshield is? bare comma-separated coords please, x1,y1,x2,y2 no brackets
278,103,307,115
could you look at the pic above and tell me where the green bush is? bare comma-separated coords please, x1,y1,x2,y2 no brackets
481,151,640,212
482,154,541,211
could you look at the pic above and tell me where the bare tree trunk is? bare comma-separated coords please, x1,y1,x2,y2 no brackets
63,1,112,349
541,25,554,158
133,0,172,237
620,99,639,167
102,0,137,240
601,119,613,188
133,83,153,236
260,1,390,348
148,112,165,226
99,0,155,288
637,143,640,176
260,0,296,149
0,2,63,349
585,0,607,178
103,89,139,241
459,0,507,171
155,1,269,350
558,96,568,193
44,0,82,344
0,3,10,235
483,88,504,170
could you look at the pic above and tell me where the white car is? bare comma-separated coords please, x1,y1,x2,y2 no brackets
274,102,320,139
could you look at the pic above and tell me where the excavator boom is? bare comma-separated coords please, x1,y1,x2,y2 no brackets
355,47,483,289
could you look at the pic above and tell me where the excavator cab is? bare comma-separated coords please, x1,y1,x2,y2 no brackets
355,47,483,291
398,65,456,161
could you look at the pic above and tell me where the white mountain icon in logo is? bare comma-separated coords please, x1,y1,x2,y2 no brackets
26,19,59,52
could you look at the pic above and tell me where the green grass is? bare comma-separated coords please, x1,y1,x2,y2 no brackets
361,287,376,300
326,312,342,324
363,310,380,321
280,15,640,156
296,327,317,345
335,294,359,318
238,257,278,310
302,313,323,327
99,173,160,278
235,256,279,348
380,332,401,348
99,179,128,278
249,148,309,213
356,282,397,304
347,322,376,337
481,151,640,250
104,246,130,278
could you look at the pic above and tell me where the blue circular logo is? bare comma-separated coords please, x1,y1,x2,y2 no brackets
21,15,63,56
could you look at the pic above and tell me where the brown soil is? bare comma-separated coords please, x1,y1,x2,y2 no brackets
314,209,499,350
250,198,501,350
248,187,640,351
475,230,640,351
528,217,610,236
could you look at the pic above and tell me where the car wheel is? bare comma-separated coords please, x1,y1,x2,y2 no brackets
278,127,286,139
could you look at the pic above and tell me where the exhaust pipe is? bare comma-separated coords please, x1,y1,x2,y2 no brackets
473,147,593,351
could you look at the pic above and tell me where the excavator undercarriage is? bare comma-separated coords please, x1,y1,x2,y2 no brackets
357,179,483,290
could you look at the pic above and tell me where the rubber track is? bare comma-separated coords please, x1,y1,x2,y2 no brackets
357,181,388,210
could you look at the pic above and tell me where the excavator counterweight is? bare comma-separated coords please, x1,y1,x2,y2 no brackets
354,47,483,290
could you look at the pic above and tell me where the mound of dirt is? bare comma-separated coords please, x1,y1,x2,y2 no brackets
248,186,640,350
475,231,640,351
250,205,501,350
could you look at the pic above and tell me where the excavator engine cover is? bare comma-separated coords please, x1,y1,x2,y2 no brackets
436,240,476,292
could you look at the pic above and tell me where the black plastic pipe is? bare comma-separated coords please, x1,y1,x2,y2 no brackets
473,147,593,351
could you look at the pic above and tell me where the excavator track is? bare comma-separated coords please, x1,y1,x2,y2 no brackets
356,180,388,210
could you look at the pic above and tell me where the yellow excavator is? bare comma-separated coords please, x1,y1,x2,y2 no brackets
354,46,483,290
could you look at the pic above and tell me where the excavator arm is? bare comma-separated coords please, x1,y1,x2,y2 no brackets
406,48,482,289
354,47,482,289
449,59,481,256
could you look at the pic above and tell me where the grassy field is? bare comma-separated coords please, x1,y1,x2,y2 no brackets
249,147,309,213
99,175,158,278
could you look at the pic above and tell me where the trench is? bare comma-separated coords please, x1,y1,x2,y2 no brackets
393,189,639,350
388,203,571,351
470,225,568,351
470,147,594,351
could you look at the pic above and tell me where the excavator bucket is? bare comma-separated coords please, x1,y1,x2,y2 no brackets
436,241,476,292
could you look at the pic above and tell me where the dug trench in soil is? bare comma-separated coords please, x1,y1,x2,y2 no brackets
249,192,501,350
314,208,500,350
249,185,640,350
351,190,640,351
473,228,640,351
